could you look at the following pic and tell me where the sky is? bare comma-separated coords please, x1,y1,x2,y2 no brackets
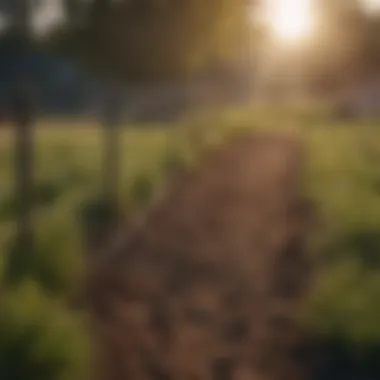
0,0,379,36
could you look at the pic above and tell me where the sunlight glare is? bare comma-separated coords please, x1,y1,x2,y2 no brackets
266,0,314,42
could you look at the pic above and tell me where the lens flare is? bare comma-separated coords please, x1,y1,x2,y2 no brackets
266,0,314,42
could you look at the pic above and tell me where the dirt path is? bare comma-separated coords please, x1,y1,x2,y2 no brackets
87,132,314,380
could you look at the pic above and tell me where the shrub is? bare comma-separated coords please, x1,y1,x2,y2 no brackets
0,279,91,380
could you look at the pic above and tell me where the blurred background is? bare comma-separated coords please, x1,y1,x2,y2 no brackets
0,1,380,380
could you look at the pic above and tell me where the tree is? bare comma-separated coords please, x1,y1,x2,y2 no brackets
60,0,258,243
3,1,259,256
4,0,36,284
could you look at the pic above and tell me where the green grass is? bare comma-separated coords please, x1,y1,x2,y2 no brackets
1,108,380,379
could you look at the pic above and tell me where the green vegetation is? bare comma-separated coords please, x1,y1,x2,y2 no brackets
1,108,380,379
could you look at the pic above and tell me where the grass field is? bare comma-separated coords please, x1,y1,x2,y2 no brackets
1,107,380,379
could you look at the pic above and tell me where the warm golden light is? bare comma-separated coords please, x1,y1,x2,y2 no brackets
266,0,314,42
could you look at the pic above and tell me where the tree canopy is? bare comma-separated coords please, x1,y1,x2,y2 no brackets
57,0,254,82
1,0,379,87
296,0,380,91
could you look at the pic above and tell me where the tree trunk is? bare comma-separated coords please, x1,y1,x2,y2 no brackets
14,83,34,250
5,0,35,283
80,83,123,259
101,83,123,202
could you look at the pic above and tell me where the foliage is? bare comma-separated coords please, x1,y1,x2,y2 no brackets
54,0,255,81
1,111,380,378
303,0,380,90
0,279,91,380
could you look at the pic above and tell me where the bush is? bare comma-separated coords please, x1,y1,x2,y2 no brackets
4,200,84,295
0,279,91,380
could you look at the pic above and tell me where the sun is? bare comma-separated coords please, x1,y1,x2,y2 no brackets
266,0,314,42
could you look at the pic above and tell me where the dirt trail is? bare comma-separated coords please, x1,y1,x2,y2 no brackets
87,132,314,380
